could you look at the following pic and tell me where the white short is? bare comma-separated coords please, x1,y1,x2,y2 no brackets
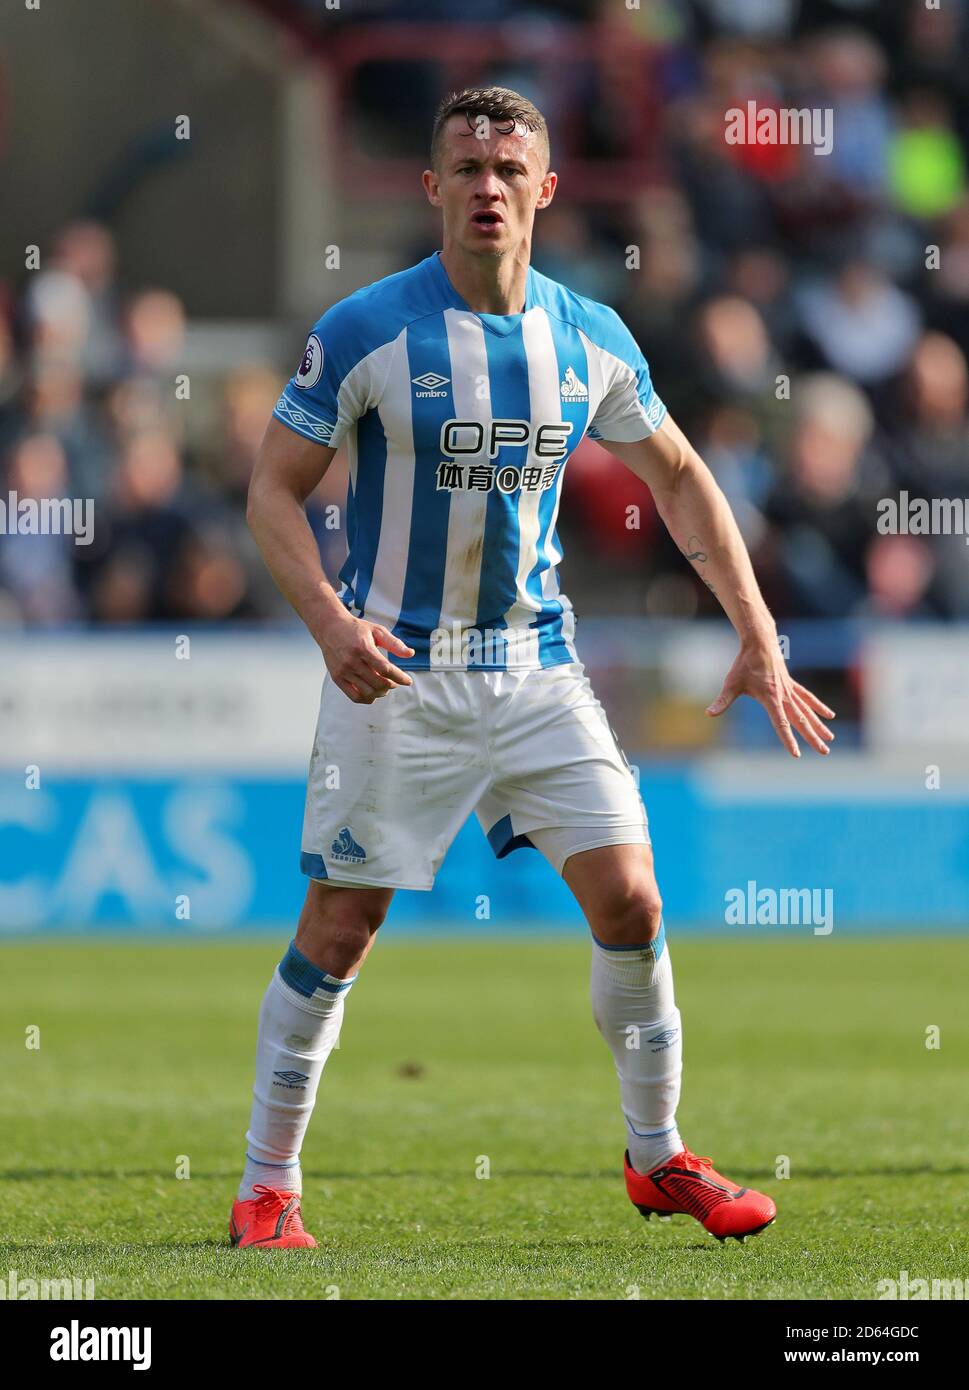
300,660,649,891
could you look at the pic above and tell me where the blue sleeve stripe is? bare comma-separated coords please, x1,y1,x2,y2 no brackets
273,391,337,445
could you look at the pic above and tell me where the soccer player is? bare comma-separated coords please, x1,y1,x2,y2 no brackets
232,87,835,1249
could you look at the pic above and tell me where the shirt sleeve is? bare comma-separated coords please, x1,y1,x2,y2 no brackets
586,309,667,443
272,298,376,450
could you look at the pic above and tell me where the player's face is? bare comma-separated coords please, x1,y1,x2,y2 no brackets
424,116,556,257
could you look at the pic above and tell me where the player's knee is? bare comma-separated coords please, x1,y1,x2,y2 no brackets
310,882,390,930
640,888,664,941
591,881,663,948
294,919,373,978
296,884,390,974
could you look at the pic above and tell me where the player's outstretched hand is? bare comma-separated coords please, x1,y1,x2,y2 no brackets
318,609,415,704
705,638,835,758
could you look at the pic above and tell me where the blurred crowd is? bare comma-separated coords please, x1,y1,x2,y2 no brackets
544,0,969,621
3,0,969,628
0,221,292,627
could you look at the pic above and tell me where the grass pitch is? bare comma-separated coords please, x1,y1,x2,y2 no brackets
1,936,965,1300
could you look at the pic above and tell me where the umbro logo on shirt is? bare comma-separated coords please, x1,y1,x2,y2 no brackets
560,365,589,401
412,372,450,398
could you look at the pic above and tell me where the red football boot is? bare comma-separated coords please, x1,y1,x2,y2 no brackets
624,1147,776,1242
229,1184,317,1249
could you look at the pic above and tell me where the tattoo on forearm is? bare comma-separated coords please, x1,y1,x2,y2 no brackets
682,534,716,594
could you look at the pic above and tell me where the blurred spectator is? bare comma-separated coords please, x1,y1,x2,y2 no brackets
20,362,115,501
863,535,937,619
105,376,180,450
620,187,705,412
925,197,969,359
49,221,125,385
21,222,123,386
884,331,969,497
0,314,25,449
890,89,966,221
82,431,193,622
723,246,797,354
22,270,91,369
882,331,969,618
763,374,884,617
533,204,624,304
894,0,969,151
211,366,284,505
671,67,775,254
167,527,252,621
691,0,798,41
124,290,187,378
696,403,772,551
0,434,82,624
796,260,921,385
808,28,892,199
693,295,783,405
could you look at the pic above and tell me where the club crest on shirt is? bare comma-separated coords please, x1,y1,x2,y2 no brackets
560,365,589,401
295,333,324,389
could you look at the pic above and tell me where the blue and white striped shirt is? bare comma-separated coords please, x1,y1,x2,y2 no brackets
274,251,666,669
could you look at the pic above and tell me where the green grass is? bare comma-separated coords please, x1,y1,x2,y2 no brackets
1,937,966,1300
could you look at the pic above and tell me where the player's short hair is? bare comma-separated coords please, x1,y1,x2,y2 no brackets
430,86,550,173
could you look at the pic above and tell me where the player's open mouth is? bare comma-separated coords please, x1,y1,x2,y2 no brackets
471,211,503,228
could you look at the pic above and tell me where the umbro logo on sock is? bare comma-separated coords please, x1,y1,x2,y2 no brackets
272,1069,309,1089
646,1027,679,1053
331,826,367,863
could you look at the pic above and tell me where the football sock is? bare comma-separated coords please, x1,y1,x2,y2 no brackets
590,924,683,1174
238,939,355,1202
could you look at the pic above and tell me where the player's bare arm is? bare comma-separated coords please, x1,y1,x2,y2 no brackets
601,415,836,759
247,417,414,703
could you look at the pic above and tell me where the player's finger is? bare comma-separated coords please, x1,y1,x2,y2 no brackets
358,656,408,695
348,672,383,695
346,669,382,702
337,677,366,703
354,660,395,693
787,692,830,755
371,625,416,659
767,698,801,758
706,681,739,717
792,682,836,720
364,650,413,687
791,691,834,745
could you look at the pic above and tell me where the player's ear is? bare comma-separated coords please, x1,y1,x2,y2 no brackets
535,170,557,210
422,168,443,207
